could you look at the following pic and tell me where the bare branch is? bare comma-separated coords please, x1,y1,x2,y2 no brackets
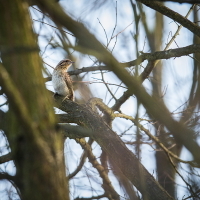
33,19,75,37
54,95,174,200
0,153,12,164
75,138,120,200
124,44,200,68
137,0,200,38
44,43,200,83
149,0,200,3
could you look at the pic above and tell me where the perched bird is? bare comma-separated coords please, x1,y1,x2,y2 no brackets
52,59,75,101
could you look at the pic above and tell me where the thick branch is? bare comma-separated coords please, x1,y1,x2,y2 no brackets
54,96,174,200
150,0,200,3
59,124,92,138
137,0,200,38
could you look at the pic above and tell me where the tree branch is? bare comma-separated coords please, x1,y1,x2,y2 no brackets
54,96,174,200
137,0,200,38
45,43,200,84
0,153,12,164
124,44,200,68
112,3,195,111
114,112,200,167
59,124,92,138
0,173,15,181
75,138,120,200
149,0,200,3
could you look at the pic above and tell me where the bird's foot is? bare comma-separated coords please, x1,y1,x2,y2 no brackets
62,96,70,102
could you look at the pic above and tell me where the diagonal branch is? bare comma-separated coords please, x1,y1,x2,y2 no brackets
75,138,120,200
137,0,200,38
44,43,200,81
124,44,200,68
0,153,12,164
112,3,195,111
149,0,200,3
54,96,174,200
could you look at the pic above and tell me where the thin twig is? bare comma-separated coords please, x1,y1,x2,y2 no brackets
31,6,49,17
100,71,118,101
165,4,195,50
97,18,108,44
167,153,196,196
33,19,75,37
111,21,134,39
43,61,54,69
107,1,118,47
114,112,199,167
73,80,128,89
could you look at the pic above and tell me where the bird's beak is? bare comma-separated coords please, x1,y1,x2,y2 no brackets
71,61,75,63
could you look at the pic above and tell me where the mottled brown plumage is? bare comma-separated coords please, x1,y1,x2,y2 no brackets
52,59,75,101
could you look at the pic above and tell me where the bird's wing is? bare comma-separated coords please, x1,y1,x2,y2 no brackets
64,73,74,101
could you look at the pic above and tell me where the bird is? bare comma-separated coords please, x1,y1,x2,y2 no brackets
52,59,75,101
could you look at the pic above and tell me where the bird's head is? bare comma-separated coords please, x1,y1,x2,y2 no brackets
56,59,75,70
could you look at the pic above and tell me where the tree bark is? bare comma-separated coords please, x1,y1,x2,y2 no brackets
0,0,69,199
55,96,174,200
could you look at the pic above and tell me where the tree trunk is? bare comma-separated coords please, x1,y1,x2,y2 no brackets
0,0,69,199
